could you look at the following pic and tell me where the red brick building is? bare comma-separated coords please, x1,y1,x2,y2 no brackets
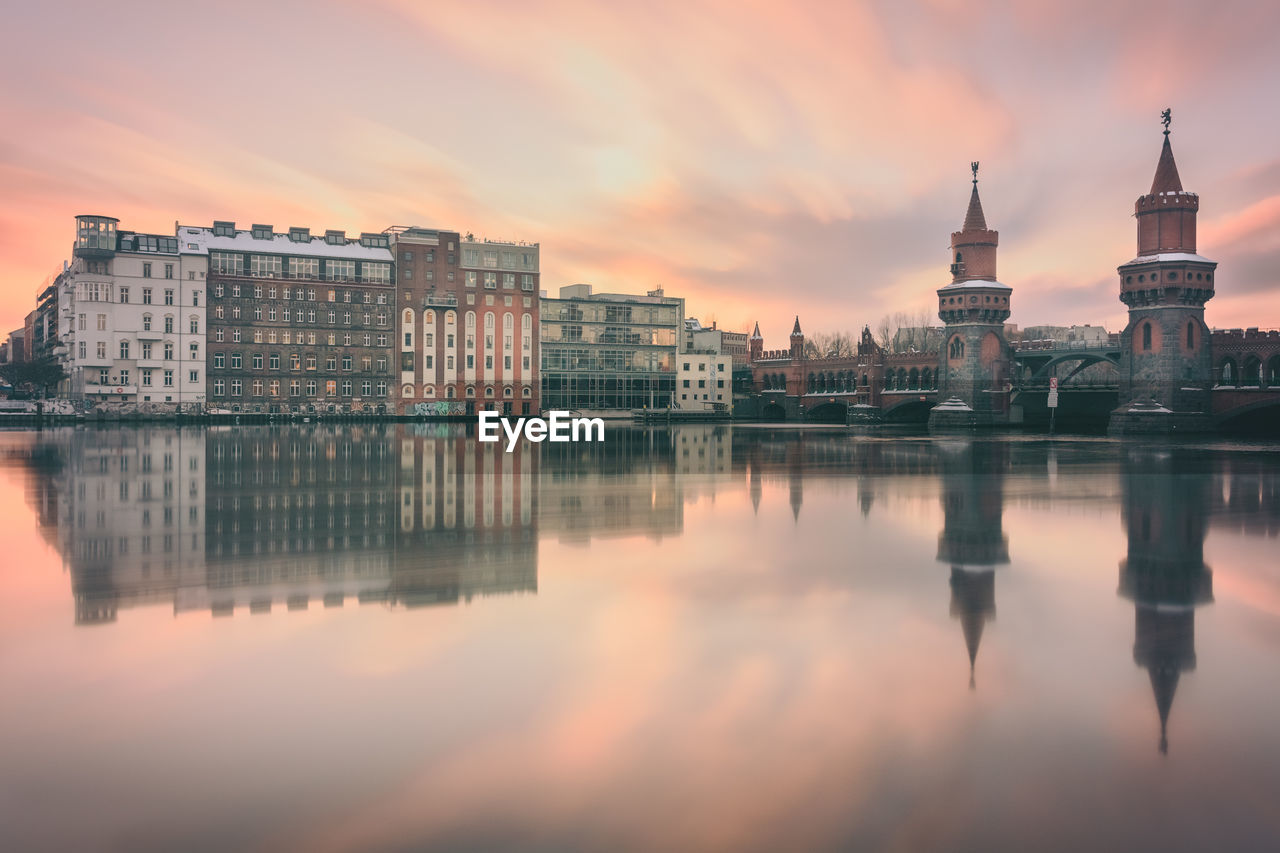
388,227,540,416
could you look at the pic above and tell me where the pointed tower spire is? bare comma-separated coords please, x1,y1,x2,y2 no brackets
750,321,762,340
1150,108,1183,194
791,316,802,336
963,161,988,231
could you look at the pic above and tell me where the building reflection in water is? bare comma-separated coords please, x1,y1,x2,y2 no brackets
935,440,1009,689
25,424,751,623
1117,449,1213,755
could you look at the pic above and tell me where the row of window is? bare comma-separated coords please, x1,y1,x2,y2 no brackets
79,314,198,333
406,352,533,372
401,384,534,399
79,340,197,361
460,247,538,272
212,282,388,303
93,368,194,387
212,352,388,373
210,253,391,284
213,305,388,326
212,379,388,398
212,329,389,347
78,284,195,305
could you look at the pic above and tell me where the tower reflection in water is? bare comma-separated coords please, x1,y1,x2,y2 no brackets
935,439,1009,689
1117,449,1213,755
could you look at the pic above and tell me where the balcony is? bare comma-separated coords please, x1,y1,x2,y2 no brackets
423,292,458,308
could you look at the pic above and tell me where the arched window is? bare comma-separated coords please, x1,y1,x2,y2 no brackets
401,384,414,398
503,386,513,397
446,310,456,326
465,385,475,398
403,309,413,325
425,310,435,325
955,252,963,263
485,386,495,398
807,373,816,393
522,387,532,398
1220,358,1237,386
908,368,919,389
1243,356,1262,387
1265,355,1280,388
897,368,907,389
446,386,456,399
424,385,435,398
861,373,868,388
1142,322,1152,351
466,311,475,328
949,336,965,359
522,314,532,331
1186,322,1195,349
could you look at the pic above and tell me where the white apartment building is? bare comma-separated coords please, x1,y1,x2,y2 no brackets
676,350,730,411
60,215,207,407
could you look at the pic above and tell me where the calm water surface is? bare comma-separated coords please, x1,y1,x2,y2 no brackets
1,424,1279,852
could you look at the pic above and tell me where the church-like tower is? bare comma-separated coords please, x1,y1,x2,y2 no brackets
1110,111,1217,434
748,321,763,363
930,163,1014,428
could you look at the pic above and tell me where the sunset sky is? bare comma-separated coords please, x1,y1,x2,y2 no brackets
3,0,1279,345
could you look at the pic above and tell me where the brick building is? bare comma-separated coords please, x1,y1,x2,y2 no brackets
192,221,395,414
386,228,540,415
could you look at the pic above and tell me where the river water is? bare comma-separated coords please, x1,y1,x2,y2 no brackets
1,424,1278,852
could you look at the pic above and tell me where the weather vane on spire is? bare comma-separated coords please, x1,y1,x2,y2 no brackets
971,161,979,184
1161,108,1171,137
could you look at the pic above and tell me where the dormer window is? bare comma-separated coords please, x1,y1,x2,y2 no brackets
288,227,310,243
251,224,273,240
212,221,235,237
325,230,345,246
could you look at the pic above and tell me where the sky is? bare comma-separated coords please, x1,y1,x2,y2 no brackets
2,0,1280,346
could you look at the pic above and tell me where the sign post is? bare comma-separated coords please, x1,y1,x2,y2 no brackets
1047,377,1059,434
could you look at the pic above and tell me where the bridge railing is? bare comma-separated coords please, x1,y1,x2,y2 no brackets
1011,338,1118,354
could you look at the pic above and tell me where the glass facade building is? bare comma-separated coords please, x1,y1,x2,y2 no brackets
540,284,684,411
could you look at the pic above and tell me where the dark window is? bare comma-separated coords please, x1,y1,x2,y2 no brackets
1142,323,1152,351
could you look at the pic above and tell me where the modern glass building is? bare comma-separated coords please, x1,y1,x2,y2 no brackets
540,284,683,411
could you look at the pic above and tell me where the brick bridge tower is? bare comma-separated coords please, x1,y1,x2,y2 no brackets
930,163,1014,428
748,321,763,363
1110,110,1217,434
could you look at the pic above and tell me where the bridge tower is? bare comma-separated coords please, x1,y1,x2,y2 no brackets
748,321,763,363
930,163,1014,428
1110,112,1217,434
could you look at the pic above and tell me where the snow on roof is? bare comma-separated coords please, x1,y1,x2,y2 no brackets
177,225,393,261
940,278,1012,291
1122,252,1215,266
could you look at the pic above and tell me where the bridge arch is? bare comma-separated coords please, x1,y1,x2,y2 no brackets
1214,396,1280,430
1267,355,1280,387
805,401,848,423
1027,352,1120,383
